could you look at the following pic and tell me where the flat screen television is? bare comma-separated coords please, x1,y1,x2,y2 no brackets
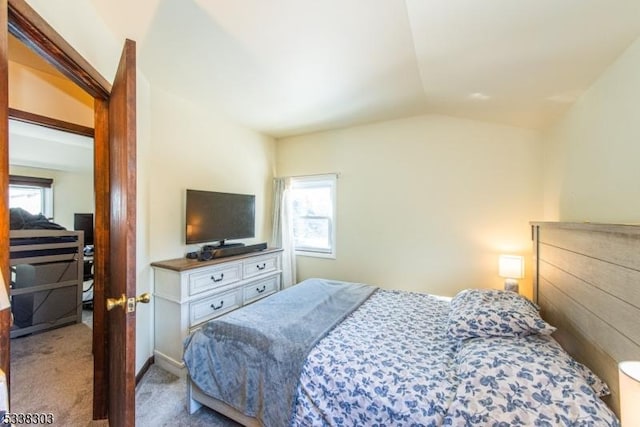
185,189,255,246
74,213,94,246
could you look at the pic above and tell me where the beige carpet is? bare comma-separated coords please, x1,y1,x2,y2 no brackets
10,317,240,426
10,322,94,426
135,365,241,427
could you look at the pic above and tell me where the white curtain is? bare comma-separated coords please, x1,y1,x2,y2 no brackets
272,177,297,288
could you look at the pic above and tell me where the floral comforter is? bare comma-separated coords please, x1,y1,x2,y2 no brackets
290,290,619,426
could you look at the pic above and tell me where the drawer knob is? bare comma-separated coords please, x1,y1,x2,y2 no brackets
256,263,266,270
211,301,224,310
211,273,224,283
256,285,266,293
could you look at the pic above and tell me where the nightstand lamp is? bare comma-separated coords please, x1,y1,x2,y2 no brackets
619,361,640,427
498,255,524,293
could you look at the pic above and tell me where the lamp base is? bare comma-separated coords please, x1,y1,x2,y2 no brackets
504,279,519,293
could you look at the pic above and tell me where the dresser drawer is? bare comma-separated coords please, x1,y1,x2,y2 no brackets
243,275,280,304
188,263,241,296
243,254,279,279
190,288,242,327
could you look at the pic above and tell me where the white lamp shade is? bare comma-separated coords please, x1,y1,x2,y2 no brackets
619,361,640,427
498,255,524,279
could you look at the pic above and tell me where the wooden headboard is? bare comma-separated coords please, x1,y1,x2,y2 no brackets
531,222,640,417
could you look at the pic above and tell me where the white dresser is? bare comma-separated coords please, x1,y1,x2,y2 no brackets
151,248,283,376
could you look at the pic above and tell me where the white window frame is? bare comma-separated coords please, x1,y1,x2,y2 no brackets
290,174,337,259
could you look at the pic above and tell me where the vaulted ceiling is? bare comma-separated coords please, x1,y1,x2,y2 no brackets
64,0,640,137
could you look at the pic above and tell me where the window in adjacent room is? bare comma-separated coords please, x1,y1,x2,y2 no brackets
290,174,337,258
9,175,54,219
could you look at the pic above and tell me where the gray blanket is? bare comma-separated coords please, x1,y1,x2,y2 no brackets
183,278,377,427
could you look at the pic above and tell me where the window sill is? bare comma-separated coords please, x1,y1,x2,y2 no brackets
295,250,336,260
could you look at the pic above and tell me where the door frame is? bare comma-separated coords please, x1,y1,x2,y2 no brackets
2,0,122,419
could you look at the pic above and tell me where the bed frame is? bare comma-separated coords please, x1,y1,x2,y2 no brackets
532,222,640,417
9,229,85,338
187,379,261,427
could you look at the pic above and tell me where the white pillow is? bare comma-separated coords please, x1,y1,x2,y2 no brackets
447,289,555,340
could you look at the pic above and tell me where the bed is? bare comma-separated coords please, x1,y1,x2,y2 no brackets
9,229,85,338
183,222,633,426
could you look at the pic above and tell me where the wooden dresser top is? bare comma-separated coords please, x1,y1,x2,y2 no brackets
150,247,283,272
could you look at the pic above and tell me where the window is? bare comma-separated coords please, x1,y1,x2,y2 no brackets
290,174,337,258
9,175,54,218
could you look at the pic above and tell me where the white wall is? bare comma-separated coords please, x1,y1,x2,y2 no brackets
9,165,94,230
277,114,542,298
148,86,276,262
542,36,640,222
9,60,94,127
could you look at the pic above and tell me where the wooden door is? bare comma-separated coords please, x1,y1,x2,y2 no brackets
105,39,137,427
